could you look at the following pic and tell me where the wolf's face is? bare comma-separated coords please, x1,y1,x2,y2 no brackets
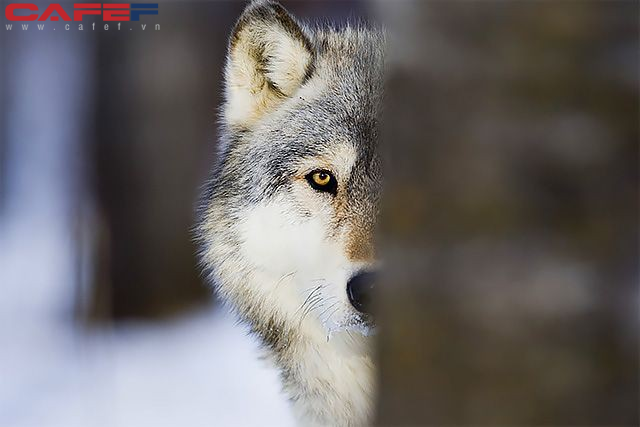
198,1,384,339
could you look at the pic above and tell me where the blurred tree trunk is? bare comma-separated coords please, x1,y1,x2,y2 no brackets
88,5,239,320
377,1,638,425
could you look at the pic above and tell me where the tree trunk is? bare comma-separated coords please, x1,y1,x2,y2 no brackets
377,1,639,424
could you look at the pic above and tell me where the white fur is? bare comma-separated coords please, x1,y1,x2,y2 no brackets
237,195,375,426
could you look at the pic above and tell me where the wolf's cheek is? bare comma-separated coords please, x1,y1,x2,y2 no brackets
237,197,347,277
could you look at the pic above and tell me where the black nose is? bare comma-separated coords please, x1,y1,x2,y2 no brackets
347,271,377,315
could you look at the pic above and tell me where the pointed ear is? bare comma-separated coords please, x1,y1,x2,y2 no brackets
223,1,315,128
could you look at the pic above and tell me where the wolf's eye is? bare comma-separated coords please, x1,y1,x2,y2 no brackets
306,170,337,195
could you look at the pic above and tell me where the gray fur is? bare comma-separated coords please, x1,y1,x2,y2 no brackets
196,1,384,425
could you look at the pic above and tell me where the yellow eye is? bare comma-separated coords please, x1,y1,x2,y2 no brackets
312,171,331,186
305,169,337,194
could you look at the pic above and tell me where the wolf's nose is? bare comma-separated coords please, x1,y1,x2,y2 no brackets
347,271,377,315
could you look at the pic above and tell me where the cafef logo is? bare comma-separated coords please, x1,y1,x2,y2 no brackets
5,3,158,21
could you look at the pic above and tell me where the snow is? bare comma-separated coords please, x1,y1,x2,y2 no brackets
0,307,295,427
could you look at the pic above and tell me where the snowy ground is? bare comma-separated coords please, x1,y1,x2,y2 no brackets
0,305,295,427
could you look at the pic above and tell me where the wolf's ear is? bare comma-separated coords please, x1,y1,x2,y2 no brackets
224,1,314,128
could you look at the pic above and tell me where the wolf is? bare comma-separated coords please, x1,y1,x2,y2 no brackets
196,1,384,425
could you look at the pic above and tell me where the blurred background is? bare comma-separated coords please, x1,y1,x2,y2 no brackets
0,1,637,426
378,1,638,425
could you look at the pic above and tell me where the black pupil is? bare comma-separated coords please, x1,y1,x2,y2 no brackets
318,173,327,181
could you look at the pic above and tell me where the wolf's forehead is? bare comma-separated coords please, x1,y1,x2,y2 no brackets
313,29,384,101
276,42,382,152
274,96,377,172
311,29,383,134
314,27,385,73
249,27,383,174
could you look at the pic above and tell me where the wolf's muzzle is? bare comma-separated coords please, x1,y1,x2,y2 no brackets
347,271,377,315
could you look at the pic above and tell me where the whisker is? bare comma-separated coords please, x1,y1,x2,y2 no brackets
300,295,323,322
299,294,325,325
323,305,342,325
295,285,322,316
275,271,296,290
301,283,323,294
317,301,339,320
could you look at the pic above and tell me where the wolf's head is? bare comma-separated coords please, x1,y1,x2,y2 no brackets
198,0,384,341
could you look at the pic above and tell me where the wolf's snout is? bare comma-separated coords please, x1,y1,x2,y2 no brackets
346,271,377,315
